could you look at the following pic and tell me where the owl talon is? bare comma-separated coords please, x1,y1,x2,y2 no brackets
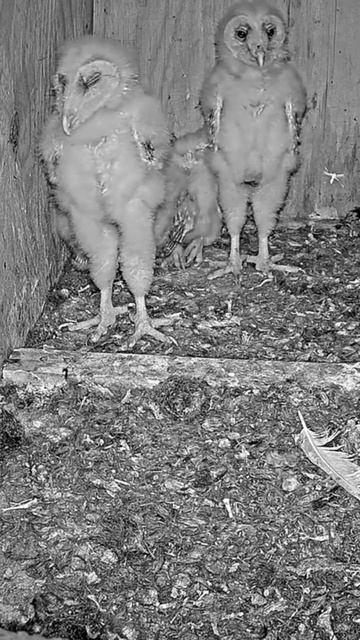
67,305,128,340
184,238,204,266
173,245,187,270
208,260,244,281
246,254,300,274
246,254,270,274
128,316,174,347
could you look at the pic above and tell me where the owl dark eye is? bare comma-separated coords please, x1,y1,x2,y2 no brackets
78,71,102,92
265,24,276,39
57,73,67,88
51,73,67,105
235,27,248,41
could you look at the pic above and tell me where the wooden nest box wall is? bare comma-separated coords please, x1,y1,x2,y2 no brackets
0,0,359,366
0,1,93,366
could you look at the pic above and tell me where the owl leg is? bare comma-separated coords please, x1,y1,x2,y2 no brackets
182,214,221,267
184,237,204,266
183,169,220,267
119,199,172,346
56,212,89,272
209,181,248,280
250,175,297,274
66,211,126,340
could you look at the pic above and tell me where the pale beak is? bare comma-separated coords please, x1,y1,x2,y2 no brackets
62,112,75,135
256,49,265,67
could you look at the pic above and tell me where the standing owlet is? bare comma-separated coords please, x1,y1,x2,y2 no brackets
40,36,170,345
155,127,221,269
201,0,306,277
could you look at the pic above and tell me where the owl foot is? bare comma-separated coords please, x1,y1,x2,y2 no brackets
246,253,270,274
67,305,128,341
184,238,204,266
128,315,175,347
162,239,205,270
161,244,186,270
246,253,301,274
208,253,246,281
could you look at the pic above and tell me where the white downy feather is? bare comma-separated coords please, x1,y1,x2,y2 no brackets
297,410,360,501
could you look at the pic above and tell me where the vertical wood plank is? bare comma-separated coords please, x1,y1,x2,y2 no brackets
0,0,93,365
94,0,235,134
93,0,292,134
92,0,311,222
92,0,360,221
289,0,360,219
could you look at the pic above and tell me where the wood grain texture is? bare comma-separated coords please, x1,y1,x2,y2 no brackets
93,0,360,221
0,0,93,366
93,0,288,135
3,348,360,393
289,0,360,219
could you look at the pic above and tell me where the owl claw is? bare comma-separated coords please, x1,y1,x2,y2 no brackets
128,316,175,347
246,254,271,275
208,254,245,281
172,245,187,270
246,254,301,274
66,305,128,340
184,238,204,266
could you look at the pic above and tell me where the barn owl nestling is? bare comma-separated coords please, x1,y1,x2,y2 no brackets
155,127,221,268
201,0,306,277
40,36,171,345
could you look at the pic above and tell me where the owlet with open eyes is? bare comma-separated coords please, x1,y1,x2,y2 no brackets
40,36,170,346
201,0,306,277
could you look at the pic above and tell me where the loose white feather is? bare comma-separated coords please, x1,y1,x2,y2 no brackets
297,410,360,501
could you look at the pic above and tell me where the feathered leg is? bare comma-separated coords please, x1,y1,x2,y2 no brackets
184,164,221,266
67,209,126,340
120,198,172,346
56,212,89,271
209,178,248,280
250,173,296,274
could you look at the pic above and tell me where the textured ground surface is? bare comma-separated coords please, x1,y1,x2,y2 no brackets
24,217,360,363
1,215,360,640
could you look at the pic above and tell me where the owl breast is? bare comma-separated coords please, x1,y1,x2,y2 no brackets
56,123,147,218
94,128,145,198
218,71,292,183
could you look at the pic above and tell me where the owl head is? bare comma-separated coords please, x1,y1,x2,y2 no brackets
52,36,139,135
216,0,289,72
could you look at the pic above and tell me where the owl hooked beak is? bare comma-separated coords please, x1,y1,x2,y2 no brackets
62,112,76,136
256,49,265,67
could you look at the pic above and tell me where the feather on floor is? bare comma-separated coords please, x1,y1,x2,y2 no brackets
297,410,360,502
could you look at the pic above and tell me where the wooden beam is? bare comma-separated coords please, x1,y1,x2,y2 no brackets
2,348,360,392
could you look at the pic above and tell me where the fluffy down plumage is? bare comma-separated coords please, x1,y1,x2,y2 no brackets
155,128,221,268
40,36,171,345
201,0,306,277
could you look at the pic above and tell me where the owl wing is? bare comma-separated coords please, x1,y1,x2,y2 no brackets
129,93,170,169
282,65,307,153
159,194,196,258
39,113,64,186
283,64,307,118
200,71,224,149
